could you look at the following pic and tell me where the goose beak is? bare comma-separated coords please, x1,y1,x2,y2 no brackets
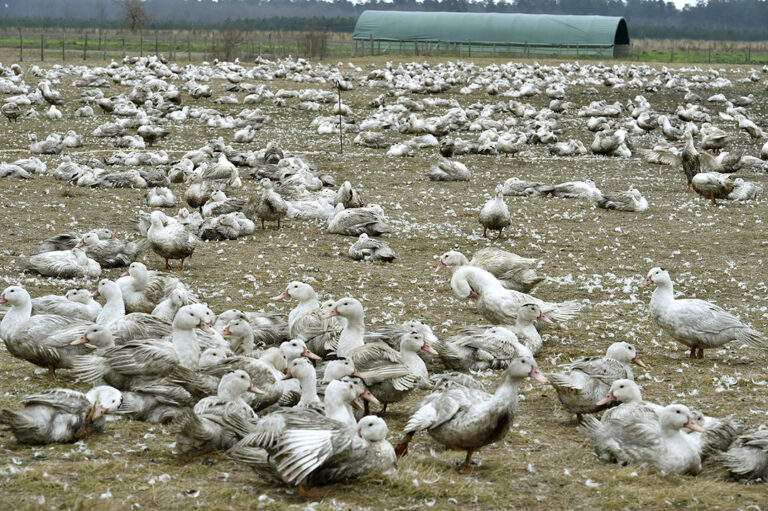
271,290,290,301
468,290,479,299
121,270,130,277
351,368,366,379
639,276,652,287
435,260,446,272
76,240,85,248
71,334,89,345
248,384,265,394
221,325,231,336
0,295,6,304
357,428,362,438
322,306,339,319
537,313,554,324
421,342,438,355
684,417,705,432
632,356,647,368
91,290,100,298
197,320,214,334
352,397,364,411
282,368,293,380
92,404,109,420
360,388,380,405
596,391,616,406
301,347,322,361
529,366,548,384
205,198,214,204
110,234,117,240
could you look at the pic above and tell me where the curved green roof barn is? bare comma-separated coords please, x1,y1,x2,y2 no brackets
353,11,630,57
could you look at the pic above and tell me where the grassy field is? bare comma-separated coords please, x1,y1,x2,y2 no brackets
0,55,768,510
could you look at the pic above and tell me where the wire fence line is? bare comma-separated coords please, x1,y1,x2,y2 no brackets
1,29,767,64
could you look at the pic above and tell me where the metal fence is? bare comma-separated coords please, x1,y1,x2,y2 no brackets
1,29,767,64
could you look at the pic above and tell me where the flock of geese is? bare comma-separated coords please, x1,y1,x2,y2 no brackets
1,55,768,497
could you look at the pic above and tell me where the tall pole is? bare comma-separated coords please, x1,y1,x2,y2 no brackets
337,82,343,155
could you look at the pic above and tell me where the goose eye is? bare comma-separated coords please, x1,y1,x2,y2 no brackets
619,385,624,389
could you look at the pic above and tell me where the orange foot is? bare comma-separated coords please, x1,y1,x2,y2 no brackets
298,484,328,498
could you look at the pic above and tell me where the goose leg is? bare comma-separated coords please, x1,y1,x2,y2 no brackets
686,184,691,193
178,258,186,271
164,258,171,270
298,483,327,498
395,432,414,458
576,413,583,424
689,346,697,358
696,348,704,359
458,450,475,473
483,227,488,238
710,194,716,206
48,365,56,379
277,219,281,229
261,219,265,230
363,400,370,417
496,228,503,240
376,403,388,417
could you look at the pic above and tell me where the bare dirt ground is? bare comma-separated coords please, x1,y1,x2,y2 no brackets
1,56,767,510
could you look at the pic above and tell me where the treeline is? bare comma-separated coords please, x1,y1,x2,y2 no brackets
1,0,768,41
0,16,358,33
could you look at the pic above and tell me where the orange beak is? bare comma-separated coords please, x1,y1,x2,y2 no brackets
632,356,647,369
595,391,616,406
271,289,290,301
435,260,446,272
528,366,548,384
301,347,322,361
537,313,554,324
421,342,438,355
248,385,265,394
221,325,231,336
360,388,380,405
322,306,339,319
70,334,89,345
91,290,100,298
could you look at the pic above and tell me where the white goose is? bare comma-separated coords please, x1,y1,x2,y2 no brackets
272,281,341,358
478,184,511,239
117,261,187,314
579,404,705,475
147,210,199,271
0,386,123,445
644,267,765,358
547,342,646,420
31,288,101,321
437,252,580,325
19,247,101,279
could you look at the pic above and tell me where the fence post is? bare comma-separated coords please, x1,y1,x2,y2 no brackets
62,37,65,61
670,47,674,63
19,30,23,62
83,33,87,60
103,34,107,60
41,33,45,61
708,46,711,64
369,34,373,56
203,37,207,61
122,38,125,58
155,33,158,57
746,46,751,64
140,34,143,57
258,41,261,57
188,36,191,62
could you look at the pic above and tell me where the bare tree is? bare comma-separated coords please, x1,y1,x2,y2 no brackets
120,0,150,32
